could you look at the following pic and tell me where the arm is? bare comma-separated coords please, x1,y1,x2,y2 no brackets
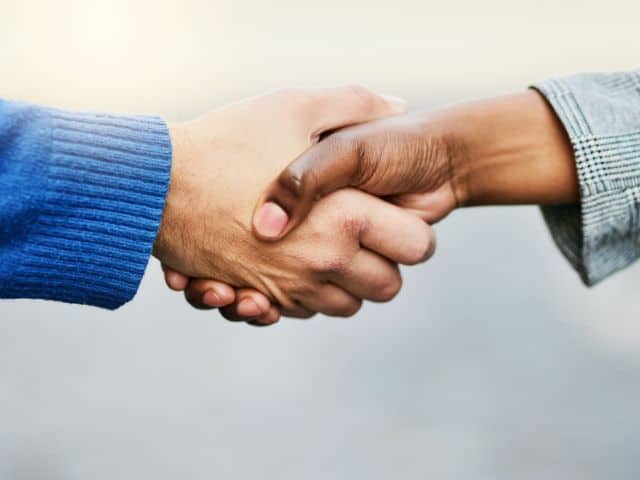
253,90,578,229
169,90,577,319
1,88,429,317
253,70,640,285
0,99,171,309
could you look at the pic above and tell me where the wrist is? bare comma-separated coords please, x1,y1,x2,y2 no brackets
441,91,579,207
153,122,189,263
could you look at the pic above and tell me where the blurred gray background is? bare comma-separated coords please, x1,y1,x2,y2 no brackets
1,0,640,478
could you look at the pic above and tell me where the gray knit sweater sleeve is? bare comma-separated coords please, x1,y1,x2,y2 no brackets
532,70,640,285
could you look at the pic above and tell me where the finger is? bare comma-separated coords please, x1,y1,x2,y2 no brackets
162,264,190,291
329,250,403,303
185,279,237,310
235,289,272,317
247,306,282,327
294,284,362,318
357,195,437,266
304,86,406,140
253,88,407,241
219,307,245,322
219,289,273,321
279,304,315,319
258,306,282,325
252,136,361,240
389,185,458,224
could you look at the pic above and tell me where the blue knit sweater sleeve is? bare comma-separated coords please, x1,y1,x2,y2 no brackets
0,99,172,309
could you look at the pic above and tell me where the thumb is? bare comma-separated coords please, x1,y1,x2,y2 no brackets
253,125,379,240
252,87,407,241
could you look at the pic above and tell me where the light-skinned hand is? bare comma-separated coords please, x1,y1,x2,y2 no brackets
155,87,435,325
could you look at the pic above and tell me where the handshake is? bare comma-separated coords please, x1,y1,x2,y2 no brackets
152,86,578,325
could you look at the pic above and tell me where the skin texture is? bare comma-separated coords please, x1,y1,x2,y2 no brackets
153,87,435,325
253,90,579,238
166,89,579,324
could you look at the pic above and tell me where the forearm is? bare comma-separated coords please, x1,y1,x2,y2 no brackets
444,70,640,285
441,91,579,208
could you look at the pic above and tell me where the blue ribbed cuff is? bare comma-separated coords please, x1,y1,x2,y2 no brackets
9,108,172,309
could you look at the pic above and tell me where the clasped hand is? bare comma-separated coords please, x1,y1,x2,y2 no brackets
154,87,570,325
152,87,439,325
152,87,451,325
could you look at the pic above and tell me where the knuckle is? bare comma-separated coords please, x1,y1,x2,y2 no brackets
280,163,319,198
286,281,313,300
315,132,372,186
339,212,366,239
328,132,373,186
310,254,350,276
327,132,365,165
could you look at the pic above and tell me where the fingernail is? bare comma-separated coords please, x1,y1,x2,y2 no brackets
238,298,260,317
203,290,221,307
382,94,408,113
253,202,289,238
